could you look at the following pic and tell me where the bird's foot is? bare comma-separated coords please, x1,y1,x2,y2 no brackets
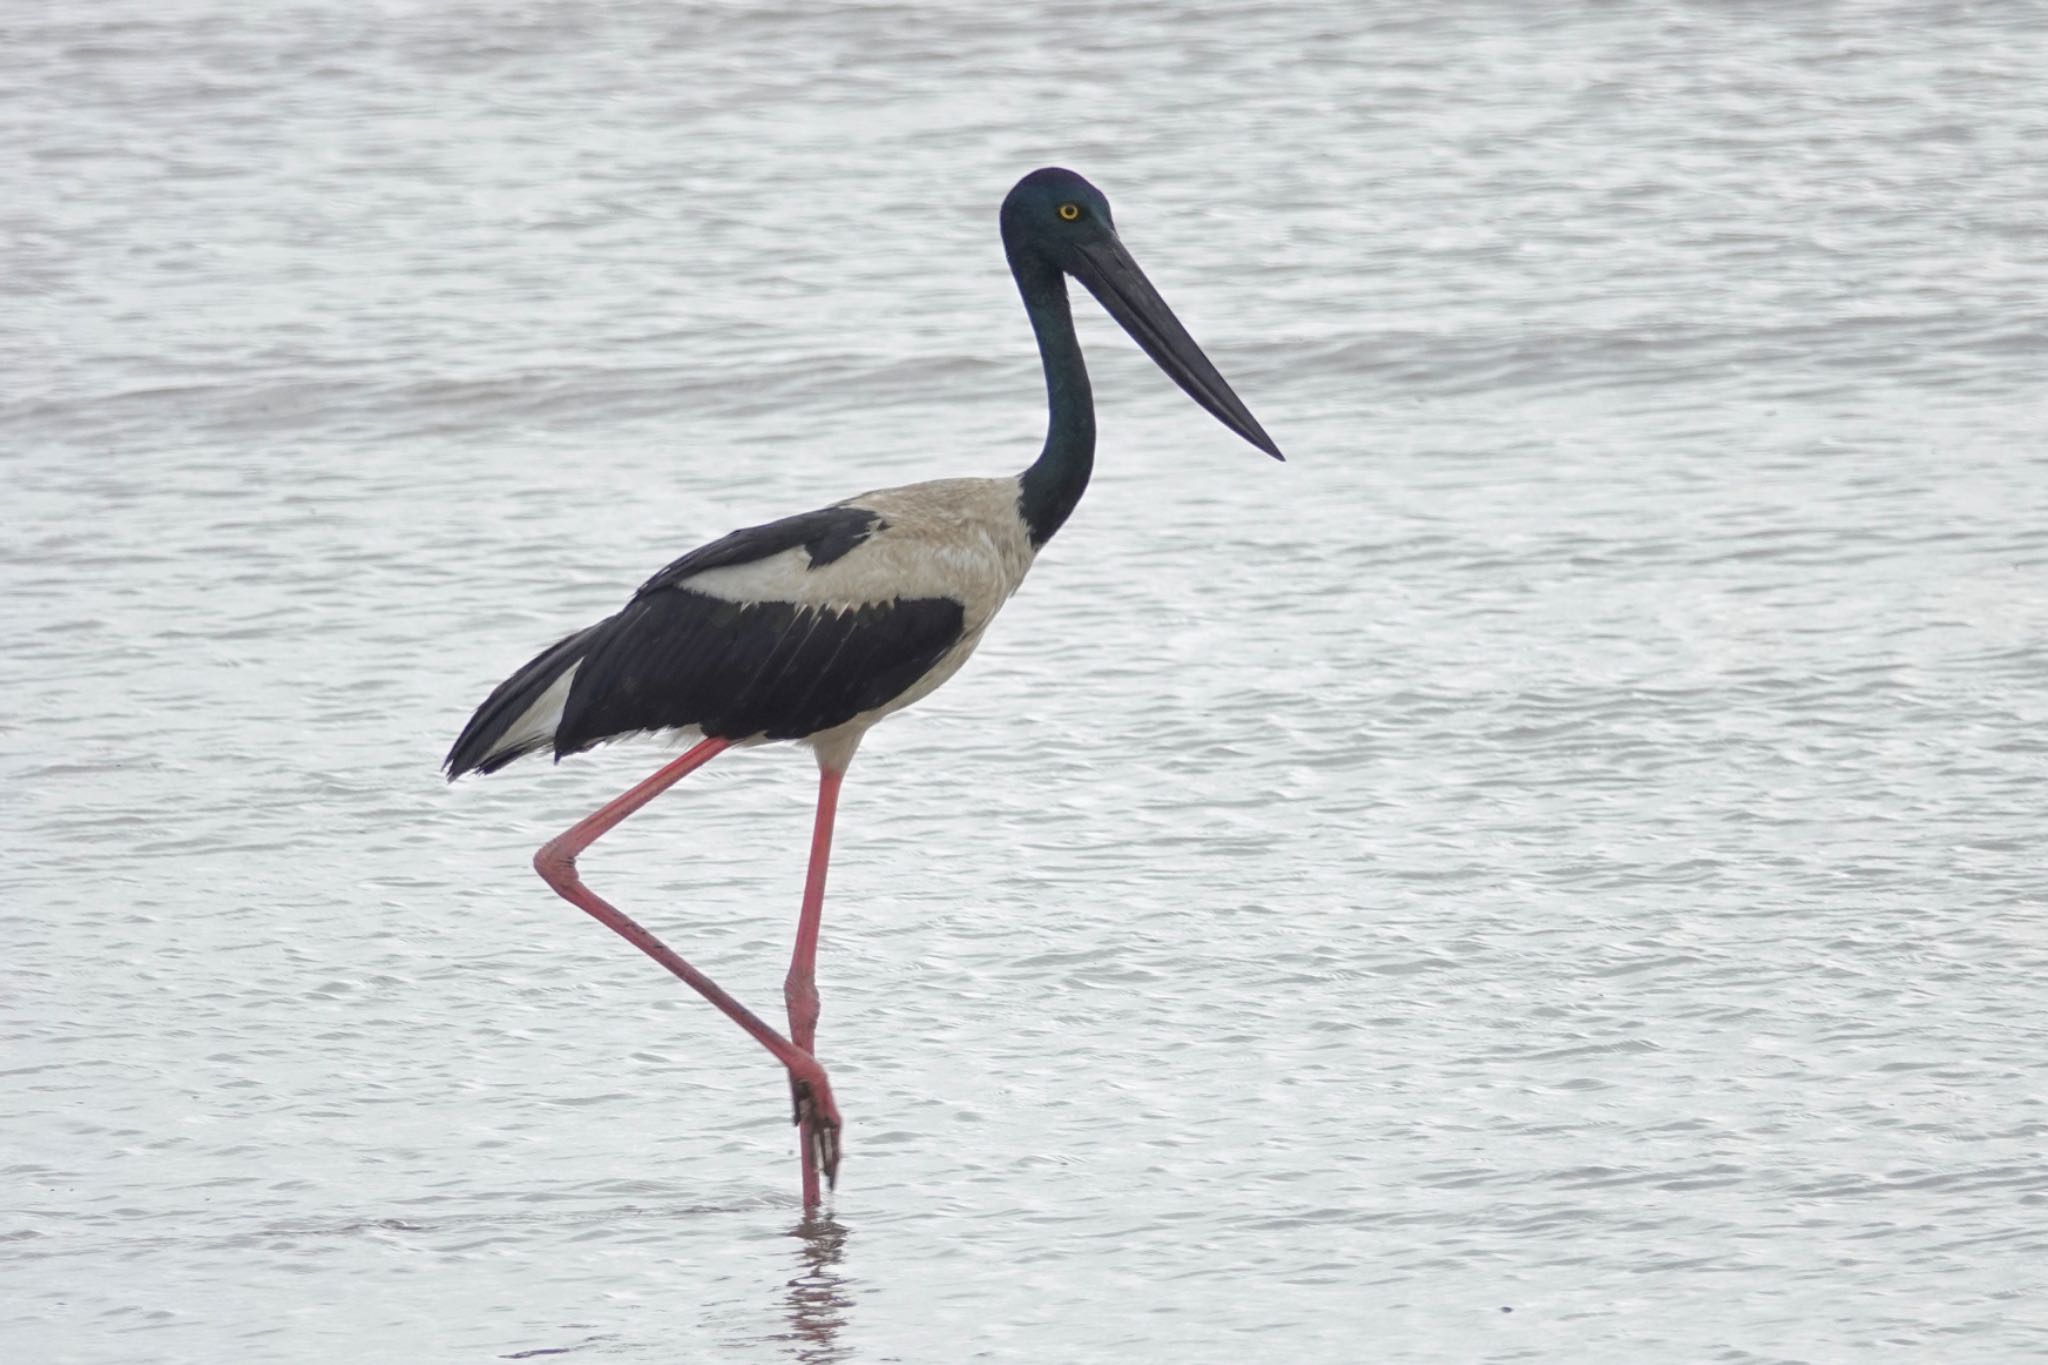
790,1072,842,1191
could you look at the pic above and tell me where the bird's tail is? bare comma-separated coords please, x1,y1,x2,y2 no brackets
443,621,609,780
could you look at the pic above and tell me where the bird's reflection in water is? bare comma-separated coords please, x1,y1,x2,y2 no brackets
777,1214,853,1363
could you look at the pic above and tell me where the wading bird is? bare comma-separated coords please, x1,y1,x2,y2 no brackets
445,167,1282,1209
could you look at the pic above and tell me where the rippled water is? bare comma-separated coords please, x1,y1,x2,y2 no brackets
8,3,2048,1361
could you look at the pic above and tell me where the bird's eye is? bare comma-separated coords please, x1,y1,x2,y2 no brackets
1057,203,1081,221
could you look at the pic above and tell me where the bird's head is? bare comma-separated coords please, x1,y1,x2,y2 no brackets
1000,167,1282,461
999,167,1120,258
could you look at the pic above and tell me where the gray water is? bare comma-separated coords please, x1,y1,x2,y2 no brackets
6,2,2047,1361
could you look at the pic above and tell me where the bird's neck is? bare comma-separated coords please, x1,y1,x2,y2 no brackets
1013,256,1095,547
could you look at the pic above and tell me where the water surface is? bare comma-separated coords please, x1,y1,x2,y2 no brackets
6,3,2047,1361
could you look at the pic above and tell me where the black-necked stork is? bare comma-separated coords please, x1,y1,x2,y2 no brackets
445,168,1282,1209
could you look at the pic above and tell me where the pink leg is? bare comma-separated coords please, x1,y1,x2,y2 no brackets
532,737,841,1193
785,763,845,1207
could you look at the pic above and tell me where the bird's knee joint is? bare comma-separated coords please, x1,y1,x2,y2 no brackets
533,842,576,886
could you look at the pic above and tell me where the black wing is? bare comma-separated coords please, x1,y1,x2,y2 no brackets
446,502,967,776
554,588,965,753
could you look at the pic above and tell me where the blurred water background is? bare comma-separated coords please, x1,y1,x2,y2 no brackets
5,2,2046,1360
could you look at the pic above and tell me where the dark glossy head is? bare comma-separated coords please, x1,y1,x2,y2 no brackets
1001,167,1283,461
1001,167,1120,247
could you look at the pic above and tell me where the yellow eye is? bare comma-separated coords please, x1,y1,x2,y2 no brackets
1057,203,1081,221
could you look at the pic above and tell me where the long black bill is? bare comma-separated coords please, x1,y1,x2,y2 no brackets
1071,234,1284,460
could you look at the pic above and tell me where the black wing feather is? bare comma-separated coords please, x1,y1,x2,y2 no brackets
634,505,883,596
443,621,608,778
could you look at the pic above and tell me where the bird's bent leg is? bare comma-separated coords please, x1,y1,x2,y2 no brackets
531,737,842,1187
785,763,846,1205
